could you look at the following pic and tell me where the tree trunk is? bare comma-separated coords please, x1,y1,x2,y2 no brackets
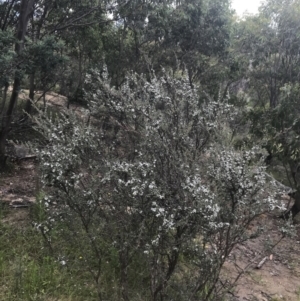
288,191,300,217
119,248,129,301
25,3,48,115
0,81,9,119
280,190,300,219
0,0,17,31
0,76,21,168
24,72,35,114
0,0,35,168
269,78,278,108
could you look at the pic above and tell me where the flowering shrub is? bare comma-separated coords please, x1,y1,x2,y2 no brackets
34,69,282,301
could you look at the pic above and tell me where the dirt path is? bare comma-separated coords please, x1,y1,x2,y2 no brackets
0,160,36,225
224,213,300,301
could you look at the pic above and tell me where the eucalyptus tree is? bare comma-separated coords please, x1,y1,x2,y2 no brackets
0,0,110,167
233,0,300,108
0,1,18,119
0,0,34,167
23,0,109,112
0,29,15,116
232,0,300,216
104,0,233,91
163,0,232,87
0,0,19,31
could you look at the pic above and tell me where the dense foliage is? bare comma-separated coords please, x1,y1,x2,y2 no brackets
0,0,299,299
32,71,282,300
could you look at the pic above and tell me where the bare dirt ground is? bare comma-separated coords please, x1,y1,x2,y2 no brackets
223,212,300,301
0,160,37,226
13,87,88,117
1,91,300,301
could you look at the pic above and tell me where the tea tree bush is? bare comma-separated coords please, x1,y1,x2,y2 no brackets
34,70,282,301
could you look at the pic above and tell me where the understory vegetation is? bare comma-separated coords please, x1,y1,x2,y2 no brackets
1,0,300,300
